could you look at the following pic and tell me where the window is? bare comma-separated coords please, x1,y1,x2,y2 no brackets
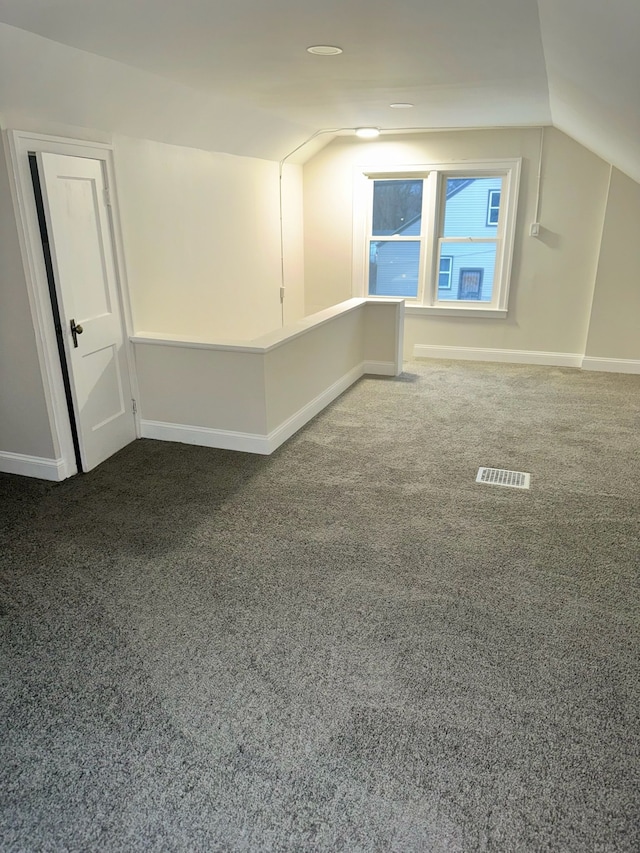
458,268,483,300
487,189,501,226
438,255,453,290
438,175,502,304
356,160,520,317
368,179,422,298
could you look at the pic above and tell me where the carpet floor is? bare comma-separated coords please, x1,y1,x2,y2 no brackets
1,359,639,851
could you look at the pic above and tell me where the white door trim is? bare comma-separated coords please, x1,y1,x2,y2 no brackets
3,130,140,478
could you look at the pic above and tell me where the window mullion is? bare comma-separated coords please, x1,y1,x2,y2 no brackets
421,171,439,306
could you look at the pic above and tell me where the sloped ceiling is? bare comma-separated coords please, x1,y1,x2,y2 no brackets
0,0,637,180
538,0,640,184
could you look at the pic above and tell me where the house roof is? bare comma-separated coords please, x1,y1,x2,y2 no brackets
0,0,638,180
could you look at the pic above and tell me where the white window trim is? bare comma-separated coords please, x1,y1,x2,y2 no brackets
352,159,521,316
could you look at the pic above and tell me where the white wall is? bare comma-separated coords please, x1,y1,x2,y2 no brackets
114,136,303,340
264,309,365,432
281,164,306,327
135,344,267,435
303,127,617,359
585,168,640,361
0,139,56,460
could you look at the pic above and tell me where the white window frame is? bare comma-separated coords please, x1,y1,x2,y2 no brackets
352,159,521,318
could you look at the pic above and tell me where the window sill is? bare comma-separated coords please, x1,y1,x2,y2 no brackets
405,305,508,319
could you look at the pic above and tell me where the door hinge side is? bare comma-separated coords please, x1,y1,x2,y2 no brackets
103,186,112,207
132,398,137,415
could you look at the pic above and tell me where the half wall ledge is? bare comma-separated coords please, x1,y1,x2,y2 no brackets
132,298,404,455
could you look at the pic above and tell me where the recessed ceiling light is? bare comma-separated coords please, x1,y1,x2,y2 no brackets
355,127,380,139
306,45,343,55
389,102,414,109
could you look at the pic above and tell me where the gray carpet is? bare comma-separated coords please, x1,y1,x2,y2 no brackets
1,359,639,852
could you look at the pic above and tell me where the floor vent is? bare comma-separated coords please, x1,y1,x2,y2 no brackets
476,467,531,489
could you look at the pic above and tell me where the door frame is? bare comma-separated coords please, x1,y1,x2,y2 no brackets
3,130,140,479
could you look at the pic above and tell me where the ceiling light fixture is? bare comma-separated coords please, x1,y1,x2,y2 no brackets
355,127,381,139
389,102,414,109
306,45,343,55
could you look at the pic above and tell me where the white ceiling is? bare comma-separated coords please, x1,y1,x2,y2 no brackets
0,0,638,178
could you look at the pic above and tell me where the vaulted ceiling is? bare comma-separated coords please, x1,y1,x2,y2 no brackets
0,0,638,180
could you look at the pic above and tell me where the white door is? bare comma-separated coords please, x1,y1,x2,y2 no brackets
37,152,136,472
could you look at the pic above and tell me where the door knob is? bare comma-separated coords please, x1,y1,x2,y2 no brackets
70,318,84,348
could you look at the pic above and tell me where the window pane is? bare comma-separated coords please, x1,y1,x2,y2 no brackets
442,177,502,237
487,189,501,226
369,240,420,297
372,180,422,236
438,256,453,290
436,242,497,302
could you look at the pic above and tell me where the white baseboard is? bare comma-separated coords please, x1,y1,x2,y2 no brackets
0,451,67,481
140,420,271,454
141,363,367,456
266,363,364,452
363,360,398,376
581,357,640,374
413,345,583,368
